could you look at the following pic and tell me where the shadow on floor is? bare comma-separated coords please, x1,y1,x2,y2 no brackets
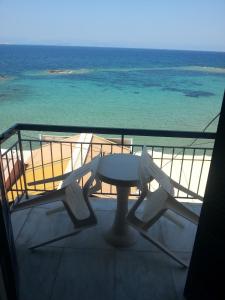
12,198,201,300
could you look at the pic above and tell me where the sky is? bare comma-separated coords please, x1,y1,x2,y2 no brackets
0,0,225,52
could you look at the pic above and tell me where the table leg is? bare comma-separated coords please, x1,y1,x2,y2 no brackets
104,186,137,247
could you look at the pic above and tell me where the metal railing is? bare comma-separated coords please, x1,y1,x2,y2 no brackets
0,123,215,206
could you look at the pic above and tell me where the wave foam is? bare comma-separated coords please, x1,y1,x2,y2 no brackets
180,66,225,74
47,68,93,75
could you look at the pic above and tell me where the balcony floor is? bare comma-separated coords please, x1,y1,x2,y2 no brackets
12,198,201,300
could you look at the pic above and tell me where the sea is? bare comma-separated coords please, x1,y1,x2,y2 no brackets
0,45,225,146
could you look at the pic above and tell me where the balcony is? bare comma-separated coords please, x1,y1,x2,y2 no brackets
0,124,215,300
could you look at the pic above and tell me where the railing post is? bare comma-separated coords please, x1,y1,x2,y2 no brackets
0,143,8,205
17,131,28,199
0,158,7,206
0,161,20,299
121,134,124,153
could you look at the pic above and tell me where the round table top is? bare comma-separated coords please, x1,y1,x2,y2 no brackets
97,154,141,187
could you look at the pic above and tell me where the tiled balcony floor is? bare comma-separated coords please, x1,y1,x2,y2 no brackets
11,198,201,300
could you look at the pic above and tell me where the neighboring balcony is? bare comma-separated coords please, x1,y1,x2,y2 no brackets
0,124,215,300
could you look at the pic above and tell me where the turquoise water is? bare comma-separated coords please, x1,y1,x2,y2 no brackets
0,45,225,140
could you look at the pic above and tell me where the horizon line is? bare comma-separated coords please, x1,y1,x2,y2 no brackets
0,42,225,54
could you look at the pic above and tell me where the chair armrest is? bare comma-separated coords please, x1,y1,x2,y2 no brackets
171,179,204,201
12,189,65,211
28,159,94,186
27,172,71,186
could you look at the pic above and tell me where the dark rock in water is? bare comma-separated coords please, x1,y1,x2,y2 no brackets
0,93,7,98
48,70,63,74
184,90,215,98
162,86,215,98
162,87,180,92
0,75,7,80
48,69,72,74
134,91,139,94
48,68,90,75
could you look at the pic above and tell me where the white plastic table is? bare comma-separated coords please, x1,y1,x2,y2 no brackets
97,153,141,247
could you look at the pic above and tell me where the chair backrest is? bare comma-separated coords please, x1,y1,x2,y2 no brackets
65,181,91,220
142,188,168,222
140,147,174,196
127,147,173,230
140,147,203,201
62,156,101,228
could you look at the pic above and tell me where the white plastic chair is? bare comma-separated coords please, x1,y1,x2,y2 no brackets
13,156,101,250
127,147,200,267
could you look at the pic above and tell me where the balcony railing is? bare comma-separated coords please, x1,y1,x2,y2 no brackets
0,123,215,207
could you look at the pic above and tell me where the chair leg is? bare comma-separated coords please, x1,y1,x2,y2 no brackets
167,196,199,225
139,230,188,268
46,205,65,216
29,230,82,250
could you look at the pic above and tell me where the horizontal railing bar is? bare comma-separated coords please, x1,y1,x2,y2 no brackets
15,123,216,139
25,155,211,171
21,138,213,151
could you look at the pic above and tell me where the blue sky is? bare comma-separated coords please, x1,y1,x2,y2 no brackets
0,0,225,51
